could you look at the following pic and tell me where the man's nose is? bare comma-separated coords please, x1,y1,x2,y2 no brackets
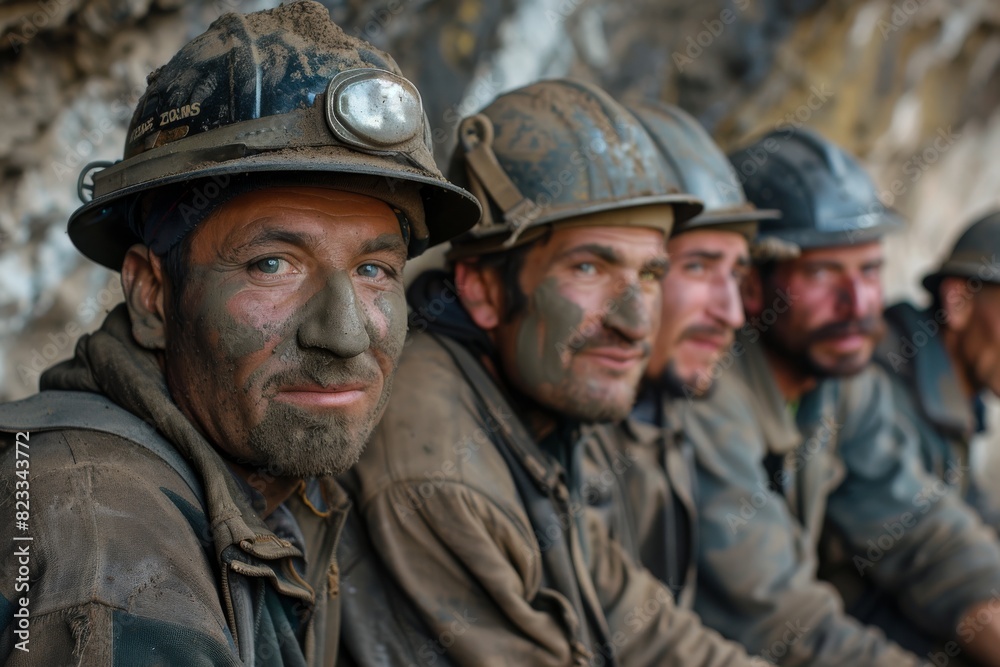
604,282,655,342
297,271,371,358
709,274,746,330
837,276,881,320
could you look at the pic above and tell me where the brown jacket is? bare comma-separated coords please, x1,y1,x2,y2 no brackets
583,409,699,609
0,306,348,666
340,332,765,666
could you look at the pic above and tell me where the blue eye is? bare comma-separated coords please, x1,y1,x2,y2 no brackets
358,263,383,278
254,258,282,274
576,262,597,275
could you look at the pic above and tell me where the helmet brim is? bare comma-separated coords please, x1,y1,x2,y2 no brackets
69,146,482,270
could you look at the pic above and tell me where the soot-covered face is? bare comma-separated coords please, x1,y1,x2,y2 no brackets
163,186,408,477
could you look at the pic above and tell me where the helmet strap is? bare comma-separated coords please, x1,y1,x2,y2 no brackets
459,114,539,247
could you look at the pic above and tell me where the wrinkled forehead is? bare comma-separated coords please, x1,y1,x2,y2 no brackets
185,186,403,260
533,224,668,264
667,227,750,258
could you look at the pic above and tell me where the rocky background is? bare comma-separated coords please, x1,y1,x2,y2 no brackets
2,0,999,468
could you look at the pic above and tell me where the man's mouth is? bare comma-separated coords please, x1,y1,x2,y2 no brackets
577,346,646,371
682,334,730,353
822,333,868,354
680,326,732,354
274,382,369,408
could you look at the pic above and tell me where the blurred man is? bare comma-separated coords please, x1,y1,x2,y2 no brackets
0,4,481,664
687,128,1000,667
585,105,925,664
582,101,775,608
830,210,1000,653
339,80,766,666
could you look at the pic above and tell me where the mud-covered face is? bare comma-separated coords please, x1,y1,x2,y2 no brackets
164,187,407,477
493,225,668,424
651,229,749,397
756,241,885,378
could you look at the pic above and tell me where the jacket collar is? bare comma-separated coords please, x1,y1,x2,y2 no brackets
732,331,836,455
879,302,976,440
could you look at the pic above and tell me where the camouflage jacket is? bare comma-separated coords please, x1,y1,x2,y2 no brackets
0,306,347,667
340,331,766,667
686,331,1000,666
819,301,1000,655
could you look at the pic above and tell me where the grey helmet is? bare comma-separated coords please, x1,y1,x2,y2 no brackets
445,79,704,259
729,127,902,256
923,210,1000,294
629,101,779,238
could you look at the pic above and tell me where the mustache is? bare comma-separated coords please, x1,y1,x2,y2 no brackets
679,324,733,343
263,353,380,393
807,316,884,343
568,329,651,358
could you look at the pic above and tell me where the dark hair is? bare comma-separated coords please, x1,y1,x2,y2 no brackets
158,235,190,317
469,244,531,321
755,259,779,286
464,228,554,321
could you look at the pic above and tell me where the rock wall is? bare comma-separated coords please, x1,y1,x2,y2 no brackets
2,0,999,464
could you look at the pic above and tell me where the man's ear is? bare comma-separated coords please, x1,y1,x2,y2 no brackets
454,260,504,331
741,266,764,317
941,277,973,332
121,244,168,350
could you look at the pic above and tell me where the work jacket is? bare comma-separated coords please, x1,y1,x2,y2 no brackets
583,389,698,609
340,330,765,666
685,332,1000,665
0,306,348,666
874,302,997,526
821,301,1000,655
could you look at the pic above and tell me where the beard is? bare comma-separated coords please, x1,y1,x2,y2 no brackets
764,315,885,379
544,369,641,424
240,354,394,479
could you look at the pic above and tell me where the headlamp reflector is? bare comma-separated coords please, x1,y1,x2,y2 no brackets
326,69,424,150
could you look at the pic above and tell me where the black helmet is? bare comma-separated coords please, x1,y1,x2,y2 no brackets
923,210,1000,294
69,1,481,269
445,79,703,259
629,101,779,238
728,127,902,255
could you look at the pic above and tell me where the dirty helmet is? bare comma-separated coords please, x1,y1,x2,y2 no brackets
69,0,481,269
922,210,1000,294
445,79,704,260
728,127,903,258
629,100,780,239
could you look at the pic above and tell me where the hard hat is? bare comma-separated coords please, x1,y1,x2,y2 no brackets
630,101,779,238
923,210,1000,293
69,0,481,268
445,79,703,260
728,127,902,256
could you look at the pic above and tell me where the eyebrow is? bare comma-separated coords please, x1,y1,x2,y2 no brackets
556,243,622,265
234,228,318,253
556,242,668,273
676,249,750,267
359,233,408,258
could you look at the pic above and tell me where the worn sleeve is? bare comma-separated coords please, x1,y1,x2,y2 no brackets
825,367,1000,635
687,378,924,667
0,430,238,666
583,499,769,667
356,476,581,667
